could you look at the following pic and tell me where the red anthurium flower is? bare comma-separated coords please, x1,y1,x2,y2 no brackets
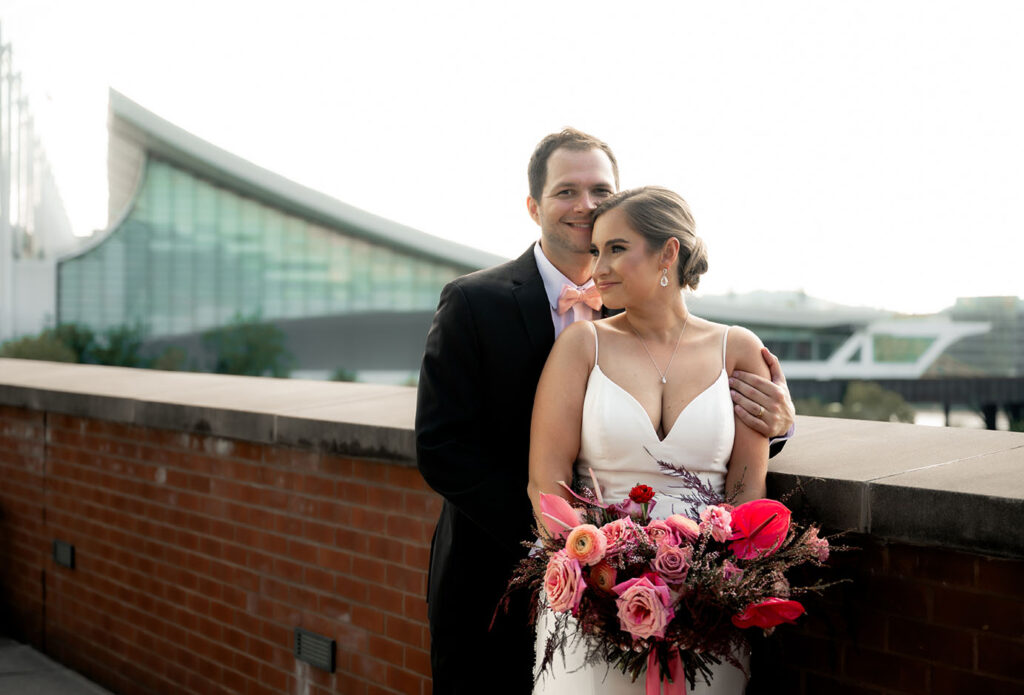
731,597,805,629
728,499,791,559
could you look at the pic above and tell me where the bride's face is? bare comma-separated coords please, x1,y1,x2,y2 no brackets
590,207,663,309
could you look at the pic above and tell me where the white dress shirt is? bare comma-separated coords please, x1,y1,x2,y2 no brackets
533,241,598,339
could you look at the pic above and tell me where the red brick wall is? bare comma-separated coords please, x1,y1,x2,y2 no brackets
749,537,1024,694
2,404,1022,694
0,405,440,695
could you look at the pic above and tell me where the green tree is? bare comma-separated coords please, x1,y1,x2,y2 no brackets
92,323,150,367
50,323,97,362
0,333,76,362
201,313,292,377
151,346,188,371
795,381,915,423
330,368,358,382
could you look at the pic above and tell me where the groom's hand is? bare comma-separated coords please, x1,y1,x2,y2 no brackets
729,347,795,439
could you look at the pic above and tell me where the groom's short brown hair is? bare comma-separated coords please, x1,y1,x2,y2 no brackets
528,128,619,201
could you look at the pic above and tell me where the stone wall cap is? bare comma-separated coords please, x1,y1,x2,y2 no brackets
1,360,1022,556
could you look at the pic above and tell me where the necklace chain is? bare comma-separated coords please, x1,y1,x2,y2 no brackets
628,315,689,384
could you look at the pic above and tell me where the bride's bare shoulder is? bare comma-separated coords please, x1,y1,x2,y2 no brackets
724,325,767,373
550,321,598,362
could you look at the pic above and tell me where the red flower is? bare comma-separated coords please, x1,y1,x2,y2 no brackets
731,598,805,629
629,484,655,504
728,499,791,560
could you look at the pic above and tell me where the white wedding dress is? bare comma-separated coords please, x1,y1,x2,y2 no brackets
533,322,749,694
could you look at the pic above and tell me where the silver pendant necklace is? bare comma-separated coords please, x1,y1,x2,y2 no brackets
628,314,689,384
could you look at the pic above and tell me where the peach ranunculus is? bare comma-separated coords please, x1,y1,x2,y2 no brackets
589,560,618,593
544,550,586,615
566,524,608,566
645,519,679,548
652,543,693,584
699,505,733,542
665,514,700,543
601,517,641,554
613,573,675,640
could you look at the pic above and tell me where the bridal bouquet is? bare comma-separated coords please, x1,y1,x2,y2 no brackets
509,464,836,693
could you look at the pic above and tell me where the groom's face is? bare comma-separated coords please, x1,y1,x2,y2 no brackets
527,147,617,256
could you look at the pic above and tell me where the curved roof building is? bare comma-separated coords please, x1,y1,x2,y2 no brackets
56,91,504,377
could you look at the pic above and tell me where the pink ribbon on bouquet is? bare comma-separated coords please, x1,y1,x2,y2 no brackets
646,650,687,695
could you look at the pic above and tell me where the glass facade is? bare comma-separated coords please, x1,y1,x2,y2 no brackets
59,158,466,336
872,335,934,363
755,326,852,362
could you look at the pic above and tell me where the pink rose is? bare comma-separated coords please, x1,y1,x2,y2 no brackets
700,505,733,542
613,573,674,640
545,550,586,615
722,560,744,582
653,544,692,584
665,514,700,543
602,518,640,554
645,520,679,548
805,527,830,562
566,524,608,566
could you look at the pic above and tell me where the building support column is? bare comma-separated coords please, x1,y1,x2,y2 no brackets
980,403,998,431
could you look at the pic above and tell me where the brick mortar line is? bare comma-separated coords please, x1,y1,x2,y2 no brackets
43,486,431,617
42,436,430,501
40,481,434,580
48,581,300,685
43,453,437,541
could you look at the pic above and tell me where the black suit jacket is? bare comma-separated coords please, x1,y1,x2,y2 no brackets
415,245,551,689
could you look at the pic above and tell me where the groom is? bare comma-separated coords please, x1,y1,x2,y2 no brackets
415,128,795,694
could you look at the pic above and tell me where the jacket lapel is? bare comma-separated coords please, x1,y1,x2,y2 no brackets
510,244,555,352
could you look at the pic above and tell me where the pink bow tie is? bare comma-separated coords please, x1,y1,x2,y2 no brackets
557,284,602,315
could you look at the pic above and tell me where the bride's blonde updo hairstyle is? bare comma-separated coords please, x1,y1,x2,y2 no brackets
591,186,709,290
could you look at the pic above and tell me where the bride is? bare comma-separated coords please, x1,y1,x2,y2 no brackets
527,186,770,694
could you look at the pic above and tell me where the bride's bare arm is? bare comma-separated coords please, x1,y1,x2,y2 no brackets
528,321,595,534
724,327,771,504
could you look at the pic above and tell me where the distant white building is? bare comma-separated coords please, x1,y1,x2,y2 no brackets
690,291,1024,428
689,291,992,380
0,28,82,342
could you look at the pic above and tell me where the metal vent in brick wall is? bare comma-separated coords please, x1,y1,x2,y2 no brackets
53,540,75,569
294,628,335,673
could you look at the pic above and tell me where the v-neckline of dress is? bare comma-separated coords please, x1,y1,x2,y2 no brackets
592,365,727,443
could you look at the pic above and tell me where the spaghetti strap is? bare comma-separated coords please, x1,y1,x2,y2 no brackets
587,321,599,365
721,326,731,370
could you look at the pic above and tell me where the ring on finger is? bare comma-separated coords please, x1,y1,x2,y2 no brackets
757,405,765,418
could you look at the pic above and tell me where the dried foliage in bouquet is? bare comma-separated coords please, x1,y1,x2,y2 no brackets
504,459,842,693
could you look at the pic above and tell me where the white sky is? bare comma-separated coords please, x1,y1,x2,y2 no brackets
3,0,1022,314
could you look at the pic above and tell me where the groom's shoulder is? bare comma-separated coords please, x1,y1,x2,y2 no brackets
446,245,535,296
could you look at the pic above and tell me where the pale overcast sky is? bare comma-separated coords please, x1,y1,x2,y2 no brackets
3,0,1022,314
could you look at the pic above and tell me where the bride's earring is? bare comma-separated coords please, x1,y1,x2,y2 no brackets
660,268,669,287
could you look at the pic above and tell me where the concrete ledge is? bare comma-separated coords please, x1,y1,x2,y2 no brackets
0,359,417,462
2,359,1023,556
767,416,1024,557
